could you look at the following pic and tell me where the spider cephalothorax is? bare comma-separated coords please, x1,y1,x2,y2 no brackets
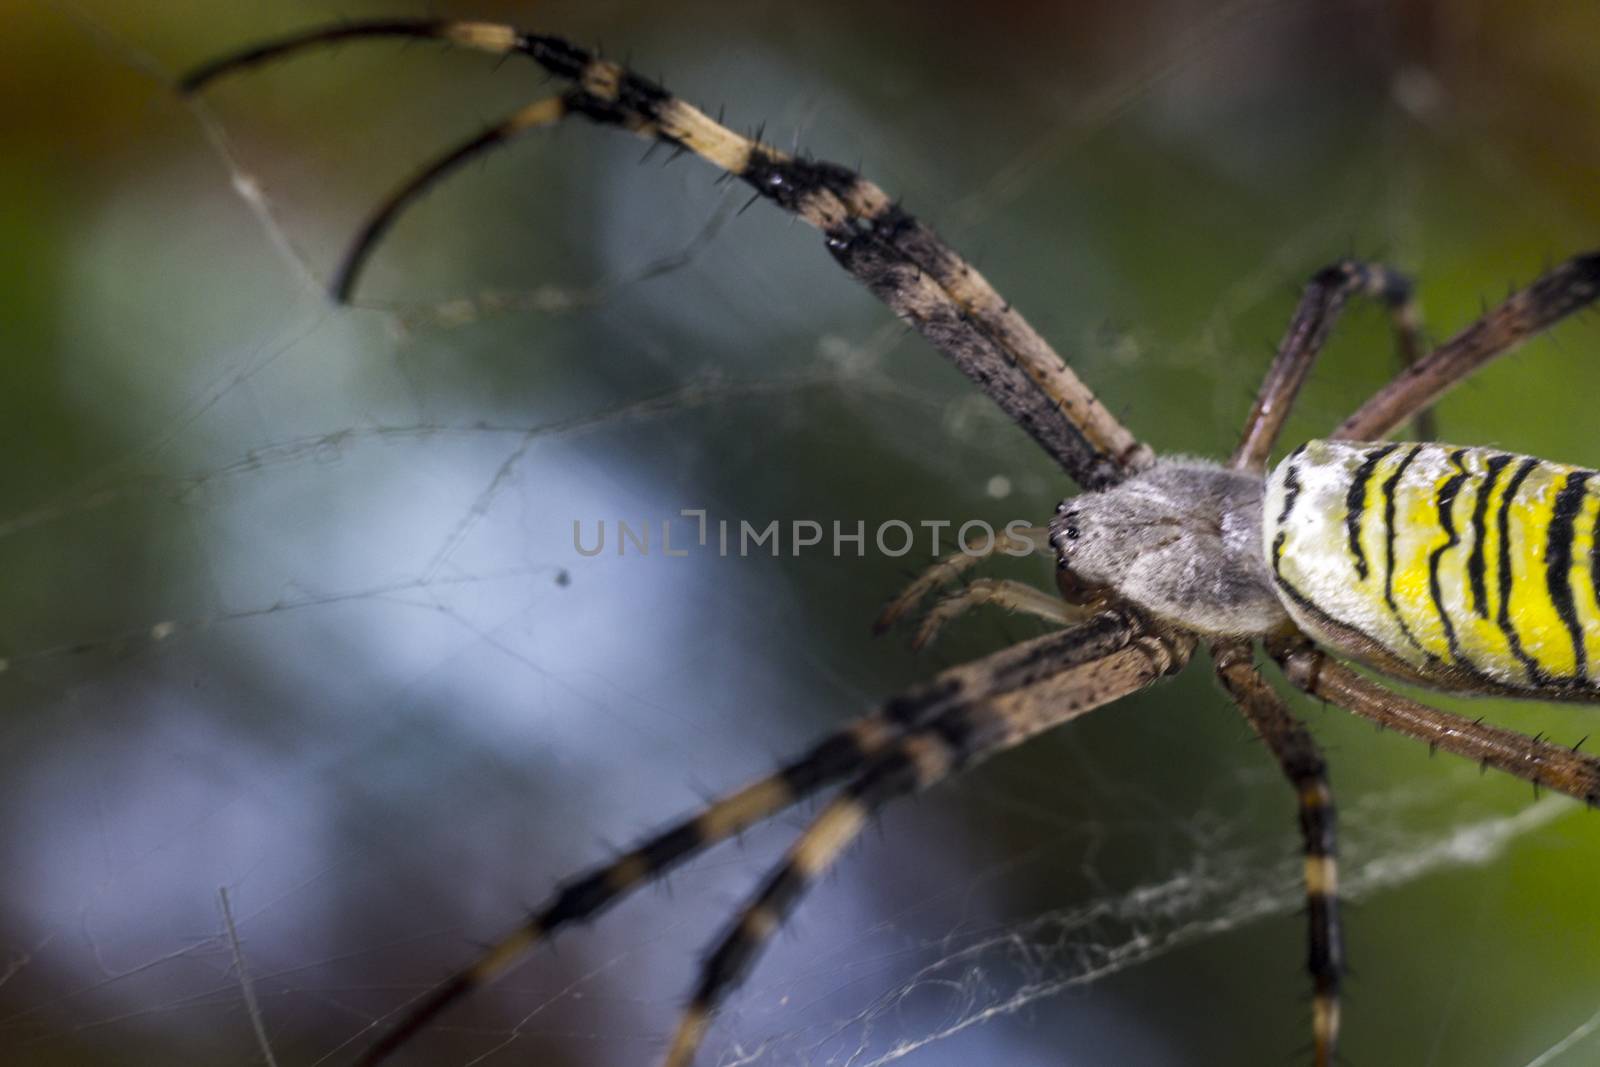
1048,459,1287,636
177,17,1600,1067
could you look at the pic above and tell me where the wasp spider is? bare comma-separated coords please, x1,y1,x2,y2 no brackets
182,18,1600,1067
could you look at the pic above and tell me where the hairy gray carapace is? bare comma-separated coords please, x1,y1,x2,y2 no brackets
1050,460,1287,636
178,17,1600,1067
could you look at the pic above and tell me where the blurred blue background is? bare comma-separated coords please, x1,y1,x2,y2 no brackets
4,2,1600,1065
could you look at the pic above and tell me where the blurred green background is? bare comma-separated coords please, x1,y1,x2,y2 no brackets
5,2,1600,1065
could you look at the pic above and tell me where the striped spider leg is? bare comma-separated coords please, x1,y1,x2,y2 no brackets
1227,251,1600,1061
180,18,1178,1064
352,610,1190,1067
178,16,1600,1067
898,256,1439,1059
1233,259,1423,474
656,613,1192,1066
179,18,1151,495
884,260,1428,651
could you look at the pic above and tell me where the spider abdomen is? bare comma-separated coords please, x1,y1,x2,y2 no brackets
1266,439,1600,696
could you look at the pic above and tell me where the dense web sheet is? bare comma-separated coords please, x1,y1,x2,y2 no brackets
7,3,1600,1066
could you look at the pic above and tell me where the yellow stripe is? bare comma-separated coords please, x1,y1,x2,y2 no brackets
739,903,780,941
661,1002,710,1067
697,776,794,839
467,924,542,981
1431,452,1481,662
1504,462,1575,677
1361,446,1428,663
1272,442,1600,694
1312,994,1340,1067
1388,457,1456,661
1577,488,1600,682
791,799,868,876
579,59,623,102
442,22,520,53
503,96,567,135
1453,453,1516,669
656,99,757,180
1299,781,1330,810
604,853,650,890
1304,855,1339,897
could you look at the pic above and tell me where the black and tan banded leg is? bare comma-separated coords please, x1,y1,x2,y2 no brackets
1335,250,1600,442
663,620,1195,1067
353,611,1153,1065
1212,640,1342,1067
1269,635,1600,806
180,19,1153,491
349,712,893,1066
1233,259,1421,472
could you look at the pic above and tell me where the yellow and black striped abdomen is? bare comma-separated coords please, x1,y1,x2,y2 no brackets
1264,439,1600,696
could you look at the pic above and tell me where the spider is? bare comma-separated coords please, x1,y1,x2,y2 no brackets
180,18,1600,1067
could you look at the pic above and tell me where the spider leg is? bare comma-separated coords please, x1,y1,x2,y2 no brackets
1336,251,1600,442
1212,641,1342,1067
662,622,1196,1067
910,577,1088,650
1232,260,1418,472
1269,635,1600,804
354,611,1154,1065
180,19,1153,490
349,715,892,1066
326,95,573,303
177,21,529,91
874,524,1049,634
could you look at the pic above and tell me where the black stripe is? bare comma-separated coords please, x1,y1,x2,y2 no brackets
1299,793,1336,858
522,35,596,82
1468,454,1513,618
541,867,625,928
693,737,936,1013
635,820,710,873
1269,452,1306,577
780,730,869,793
1496,457,1548,684
1276,445,1307,526
1545,470,1592,681
1427,449,1472,667
693,864,807,1001
1302,784,1342,986
1307,890,1343,992
1272,571,1390,659
1345,444,1400,579
742,151,875,215
1381,446,1429,655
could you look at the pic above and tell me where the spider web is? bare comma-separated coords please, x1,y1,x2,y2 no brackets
7,2,1600,1066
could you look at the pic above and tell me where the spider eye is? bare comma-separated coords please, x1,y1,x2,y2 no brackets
1051,513,1082,551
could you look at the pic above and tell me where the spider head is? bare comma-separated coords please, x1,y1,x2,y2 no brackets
1048,460,1289,635
1047,495,1127,604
